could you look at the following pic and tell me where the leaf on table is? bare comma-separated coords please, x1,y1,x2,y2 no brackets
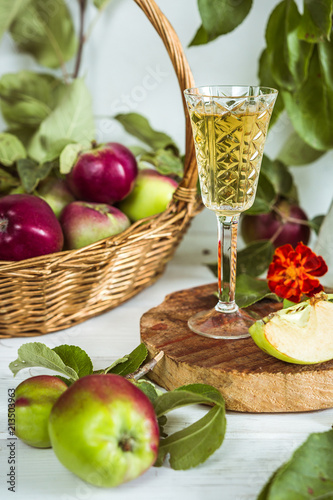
115,113,177,151
154,384,226,469
265,0,314,91
282,41,333,151
140,148,183,178
189,0,252,46
106,343,148,377
134,380,161,404
10,0,77,69
9,342,79,381
245,172,276,215
0,132,26,167
237,240,275,277
94,356,129,374
0,0,31,41
257,430,333,499
297,0,333,43
261,155,293,197
257,49,284,127
28,79,95,162
278,130,326,166
235,275,280,309
52,345,94,379
0,71,64,129
17,158,55,193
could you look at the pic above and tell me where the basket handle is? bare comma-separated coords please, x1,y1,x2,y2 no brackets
133,0,198,191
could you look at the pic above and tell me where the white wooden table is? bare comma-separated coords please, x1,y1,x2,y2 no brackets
1,209,332,500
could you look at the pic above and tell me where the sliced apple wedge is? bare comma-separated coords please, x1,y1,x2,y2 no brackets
249,293,333,364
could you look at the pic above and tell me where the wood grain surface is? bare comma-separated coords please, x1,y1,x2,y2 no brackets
140,283,333,413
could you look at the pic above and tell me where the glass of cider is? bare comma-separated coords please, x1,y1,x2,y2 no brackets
184,86,278,339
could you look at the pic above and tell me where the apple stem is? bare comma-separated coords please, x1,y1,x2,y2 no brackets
125,351,164,381
272,205,310,227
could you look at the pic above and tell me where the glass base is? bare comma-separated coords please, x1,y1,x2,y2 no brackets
187,306,256,339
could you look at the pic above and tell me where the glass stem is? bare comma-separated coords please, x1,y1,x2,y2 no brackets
216,214,240,314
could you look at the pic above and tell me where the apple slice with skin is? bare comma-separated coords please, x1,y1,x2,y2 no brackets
249,293,333,364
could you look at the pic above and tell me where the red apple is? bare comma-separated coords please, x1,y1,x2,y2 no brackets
12,375,68,448
60,201,130,249
48,374,160,487
118,169,178,221
66,143,138,204
241,200,310,248
37,177,75,219
0,194,64,261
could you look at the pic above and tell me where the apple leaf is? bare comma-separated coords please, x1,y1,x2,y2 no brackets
0,167,20,192
93,0,112,8
235,275,280,309
154,384,226,469
189,0,252,46
257,430,333,499
9,0,77,69
115,113,177,152
93,356,129,375
134,380,161,403
0,0,31,40
237,241,275,278
106,343,148,377
278,131,326,166
140,148,184,178
244,172,276,215
9,342,79,381
257,49,284,127
59,143,83,174
0,133,26,167
52,345,93,379
260,155,294,197
16,158,55,193
297,0,333,43
309,214,326,234
28,79,95,163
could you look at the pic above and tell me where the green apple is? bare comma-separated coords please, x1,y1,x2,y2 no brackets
48,374,160,488
13,375,68,448
249,293,333,364
118,169,178,221
37,177,75,219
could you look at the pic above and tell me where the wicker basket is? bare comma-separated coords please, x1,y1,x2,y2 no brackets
0,0,200,338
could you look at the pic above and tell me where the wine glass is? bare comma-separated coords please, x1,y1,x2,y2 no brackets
184,85,278,339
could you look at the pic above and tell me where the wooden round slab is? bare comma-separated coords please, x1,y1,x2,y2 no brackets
140,283,333,413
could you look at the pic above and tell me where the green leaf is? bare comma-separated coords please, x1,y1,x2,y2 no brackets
258,49,284,127
265,0,313,91
283,298,297,309
94,356,129,374
0,167,19,192
0,71,64,129
261,155,293,196
257,430,333,499
0,0,31,41
190,0,252,46
28,79,95,162
154,384,226,470
282,42,333,150
134,380,160,404
245,172,276,215
278,130,326,166
298,0,333,43
52,345,93,378
115,113,176,151
235,274,280,308
10,0,77,69
17,158,54,193
59,143,82,174
309,214,326,234
93,0,112,8
141,148,183,178
237,240,275,277
9,342,79,381
0,133,26,167
107,344,148,377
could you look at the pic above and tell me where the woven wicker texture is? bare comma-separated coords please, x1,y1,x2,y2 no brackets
0,0,200,337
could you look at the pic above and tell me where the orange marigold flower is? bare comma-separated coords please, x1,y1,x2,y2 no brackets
267,242,328,303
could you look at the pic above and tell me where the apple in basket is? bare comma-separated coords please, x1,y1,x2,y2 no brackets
60,201,130,249
66,142,138,204
11,375,68,448
48,374,160,488
37,177,75,219
0,194,64,261
118,169,178,221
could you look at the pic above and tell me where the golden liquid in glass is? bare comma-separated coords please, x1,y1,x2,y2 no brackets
190,107,271,214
